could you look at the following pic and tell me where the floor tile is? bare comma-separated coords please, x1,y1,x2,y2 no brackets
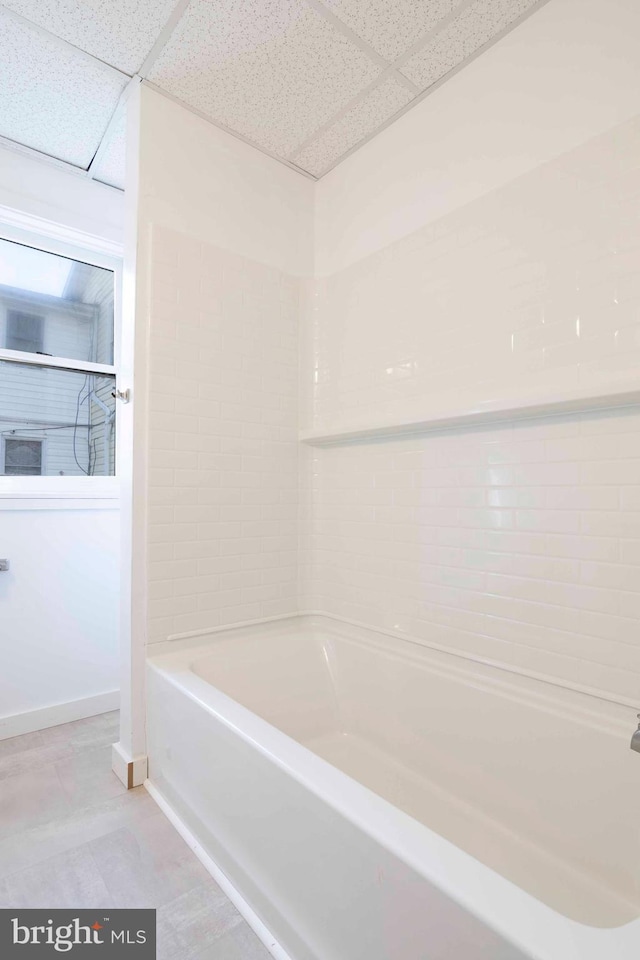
0,843,113,909
193,922,274,960
0,729,45,760
0,788,152,881
157,884,243,960
55,743,127,811
0,739,73,782
0,766,70,839
43,711,120,752
89,814,212,909
0,712,265,959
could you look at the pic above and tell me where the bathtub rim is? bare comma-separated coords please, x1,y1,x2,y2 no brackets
146,615,640,960
159,609,640,715
152,612,634,737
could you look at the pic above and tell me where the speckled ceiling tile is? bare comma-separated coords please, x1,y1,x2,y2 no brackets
0,9,127,168
91,109,127,190
399,0,542,90
0,0,179,75
147,0,381,160
318,0,462,63
292,77,414,176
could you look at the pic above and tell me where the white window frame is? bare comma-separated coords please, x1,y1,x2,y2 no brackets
0,217,123,500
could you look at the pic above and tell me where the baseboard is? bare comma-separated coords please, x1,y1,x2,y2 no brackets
112,741,148,789
144,779,293,960
0,690,120,741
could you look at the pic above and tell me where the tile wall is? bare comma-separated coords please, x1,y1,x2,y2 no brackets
301,115,640,703
140,109,640,705
303,116,640,436
300,408,640,702
146,224,300,642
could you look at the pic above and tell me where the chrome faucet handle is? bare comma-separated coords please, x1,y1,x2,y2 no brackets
631,715,640,753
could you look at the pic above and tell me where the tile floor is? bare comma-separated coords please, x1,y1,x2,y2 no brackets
0,711,272,960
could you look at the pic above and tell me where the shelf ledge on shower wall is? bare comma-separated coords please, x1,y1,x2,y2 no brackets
299,384,640,445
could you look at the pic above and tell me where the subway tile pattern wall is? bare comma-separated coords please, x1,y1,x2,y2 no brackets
146,225,299,642
300,114,640,705
300,407,640,703
303,116,640,435
140,111,640,706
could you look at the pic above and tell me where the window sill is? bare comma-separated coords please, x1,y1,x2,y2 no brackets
0,476,120,500
0,497,119,511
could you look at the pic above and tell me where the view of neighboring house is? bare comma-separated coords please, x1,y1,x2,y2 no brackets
0,254,116,477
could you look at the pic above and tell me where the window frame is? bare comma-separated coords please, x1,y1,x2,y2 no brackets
0,218,122,498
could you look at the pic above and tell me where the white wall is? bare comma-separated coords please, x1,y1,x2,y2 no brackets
301,0,640,705
0,142,123,737
0,143,124,249
0,504,120,732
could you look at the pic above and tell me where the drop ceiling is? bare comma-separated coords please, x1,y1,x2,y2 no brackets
0,0,547,190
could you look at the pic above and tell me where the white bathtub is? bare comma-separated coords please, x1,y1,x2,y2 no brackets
146,615,640,960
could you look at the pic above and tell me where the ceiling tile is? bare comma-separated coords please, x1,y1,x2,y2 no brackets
91,110,126,189
399,0,541,90
0,0,179,75
318,0,461,63
0,10,127,168
293,77,413,176
147,0,381,159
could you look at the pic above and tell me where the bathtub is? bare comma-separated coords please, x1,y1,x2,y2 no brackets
146,614,640,960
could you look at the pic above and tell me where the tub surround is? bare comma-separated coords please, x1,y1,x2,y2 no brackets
133,58,640,694
299,406,640,708
303,114,640,439
144,221,301,642
133,87,311,650
298,110,640,711
299,389,640,445
134,13,640,958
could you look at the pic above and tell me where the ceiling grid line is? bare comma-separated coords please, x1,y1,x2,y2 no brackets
0,4,131,81
289,0,476,166
288,67,415,161
396,0,551,87
388,0,479,74
87,76,141,181
142,80,318,181
303,0,408,80
289,0,549,175
303,0,421,96
311,0,553,179
87,0,195,186
0,131,97,179
0,0,552,186
137,0,194,78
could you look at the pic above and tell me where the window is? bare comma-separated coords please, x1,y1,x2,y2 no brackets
0,235,117,477
4,437,42,476
6,311,44,353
